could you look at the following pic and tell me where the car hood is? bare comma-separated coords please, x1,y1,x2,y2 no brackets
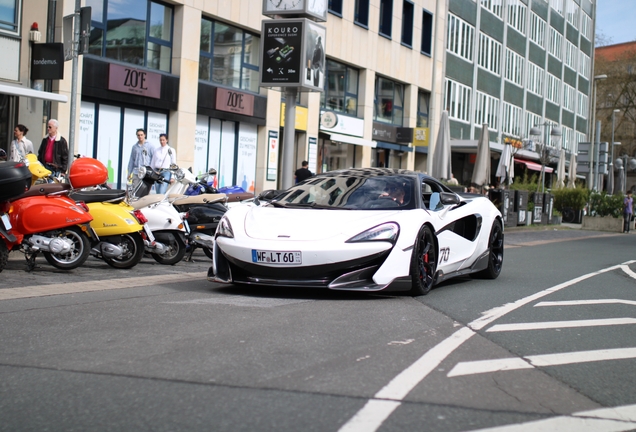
243,205,400,241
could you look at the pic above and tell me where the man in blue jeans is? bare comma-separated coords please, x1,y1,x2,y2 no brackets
623,190,633,233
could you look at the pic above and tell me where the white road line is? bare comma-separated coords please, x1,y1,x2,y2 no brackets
467,403,636,431
337,260,636,432
338,327,475,432
448,347,636,377
535,299,636,307
621,264,636,279
487,318,636,332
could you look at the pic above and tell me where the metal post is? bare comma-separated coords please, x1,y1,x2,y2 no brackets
67,0,81,170
282,87,298,190
609,110,616,194
593,120,601,191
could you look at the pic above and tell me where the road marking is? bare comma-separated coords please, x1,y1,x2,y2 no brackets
468,403,636,431
621,264,636,279
448,347,636,377
0,272,207,301
487,318,636,332
337,260,636,432
164,296,311,308
536,299,636,307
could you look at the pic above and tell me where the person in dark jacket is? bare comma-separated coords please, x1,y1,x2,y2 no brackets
294,160,313,183
37,119,69,175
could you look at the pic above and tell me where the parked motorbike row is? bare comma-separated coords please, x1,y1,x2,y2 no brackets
0,155,254,273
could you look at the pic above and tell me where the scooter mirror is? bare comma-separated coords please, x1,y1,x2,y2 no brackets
138,166,147,178
169,163,179,170
208,168,217,176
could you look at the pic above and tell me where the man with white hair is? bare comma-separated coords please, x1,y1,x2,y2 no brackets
37,119,69,175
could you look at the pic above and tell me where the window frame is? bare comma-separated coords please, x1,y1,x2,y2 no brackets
379,0,393,39
401,0,414,48
548,27,563,61
507,0,527,35
480,0,503,20
329,0,344,17
478,32,502,75
529,12,546,49
474,91,500,130
502,102,522,138
421,8,433,56
447,13,475,62
199,17,261,94
374,75,405,126
504,48,524,86
526,61,544,96
0,0,20,36
321,58,360,117
444,79,472,123
354,0,370,28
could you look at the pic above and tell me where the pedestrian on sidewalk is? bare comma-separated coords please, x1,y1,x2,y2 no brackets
623,190,633,233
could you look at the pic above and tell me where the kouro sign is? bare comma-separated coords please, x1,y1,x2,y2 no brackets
108,63,161,99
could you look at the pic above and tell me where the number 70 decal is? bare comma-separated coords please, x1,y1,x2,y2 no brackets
439,247,450,262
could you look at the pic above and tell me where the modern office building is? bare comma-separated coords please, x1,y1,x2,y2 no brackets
2,0,446,192
443,0,596,187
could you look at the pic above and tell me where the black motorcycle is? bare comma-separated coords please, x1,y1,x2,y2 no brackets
171,194,227,260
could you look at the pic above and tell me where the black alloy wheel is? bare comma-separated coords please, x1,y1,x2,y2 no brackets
475,219,504,279
43,226,91,270
104,232,145,269
409,225,437,296
151,231,187,265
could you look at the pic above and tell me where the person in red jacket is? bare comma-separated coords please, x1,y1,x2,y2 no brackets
37,119,69,176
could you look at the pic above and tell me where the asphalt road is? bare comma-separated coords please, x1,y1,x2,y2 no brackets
0,227,635,431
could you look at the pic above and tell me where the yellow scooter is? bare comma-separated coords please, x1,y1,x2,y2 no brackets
67,158,152,269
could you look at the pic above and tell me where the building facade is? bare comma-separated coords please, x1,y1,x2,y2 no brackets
443,0,596,187
2,0,447,192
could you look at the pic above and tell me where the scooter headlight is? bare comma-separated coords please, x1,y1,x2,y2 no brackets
346,222,399,244
137,166,147,179
174,169,185,181
216,215,234,239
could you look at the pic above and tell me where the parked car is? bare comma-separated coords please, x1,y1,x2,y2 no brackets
208,168,504,295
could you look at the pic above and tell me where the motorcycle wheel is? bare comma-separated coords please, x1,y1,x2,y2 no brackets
0,241,8,273
43,226,91,270
104,232,145,269
203,247,213,260
151,231,186,265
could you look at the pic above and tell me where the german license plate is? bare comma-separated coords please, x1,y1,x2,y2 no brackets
0,214,11,230
252,250,302,265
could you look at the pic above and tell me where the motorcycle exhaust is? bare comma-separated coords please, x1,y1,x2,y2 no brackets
191,232,215,249
144,239,167,255
94,242,124,259
27,235,74,254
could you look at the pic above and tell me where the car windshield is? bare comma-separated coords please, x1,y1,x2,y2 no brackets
270,174,416,210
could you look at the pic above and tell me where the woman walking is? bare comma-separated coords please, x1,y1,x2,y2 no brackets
150,133,176,195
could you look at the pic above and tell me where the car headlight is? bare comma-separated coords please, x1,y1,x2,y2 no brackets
216,215,234,239
346,222,399,244
174,169,185,181
137,166,147,179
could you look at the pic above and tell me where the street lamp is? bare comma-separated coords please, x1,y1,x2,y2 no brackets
608,109,621,194
614,155,636,194
529,122,562,193
589,74,608,190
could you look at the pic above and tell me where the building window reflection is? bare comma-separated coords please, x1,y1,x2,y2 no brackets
320,59,359,116
374,75,404,126
86,0,173,73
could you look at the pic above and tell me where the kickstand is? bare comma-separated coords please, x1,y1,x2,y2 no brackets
24,251,39,272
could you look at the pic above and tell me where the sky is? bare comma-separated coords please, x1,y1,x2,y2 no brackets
595,1,635,45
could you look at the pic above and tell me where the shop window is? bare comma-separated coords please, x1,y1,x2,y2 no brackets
320,59,359,116
0,0,20,35
421,9,433,56
401,1,414,48
374,76,404,126
354,0,369,28
200,18,260,94
85,0,173,73
379,0,393,38
329,0,343,16
417,90,430,128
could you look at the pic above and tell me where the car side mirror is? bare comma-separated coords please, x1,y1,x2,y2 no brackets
440,192,460,205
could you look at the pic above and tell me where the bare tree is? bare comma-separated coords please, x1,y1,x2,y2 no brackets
595,30,614,47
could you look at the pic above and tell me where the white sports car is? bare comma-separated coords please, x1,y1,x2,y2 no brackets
208,168,504,295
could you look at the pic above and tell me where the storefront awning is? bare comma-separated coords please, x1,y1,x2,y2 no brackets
515,158,553,173
0,82,68,103
327,133,376,148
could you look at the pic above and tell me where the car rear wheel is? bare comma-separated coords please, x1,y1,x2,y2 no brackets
475,219,504,279
409,225,437,296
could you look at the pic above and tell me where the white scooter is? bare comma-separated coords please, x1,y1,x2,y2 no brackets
128,167,188,265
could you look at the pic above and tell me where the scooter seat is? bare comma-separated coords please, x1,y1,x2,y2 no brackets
129,194,165,210
70,189,127,204
170,194,227,206
15,183,71,200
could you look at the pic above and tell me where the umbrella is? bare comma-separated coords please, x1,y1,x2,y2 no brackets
472,124,491,187
567,151,577,189
555,148,566,189
496,143,514,186
431,111,452,180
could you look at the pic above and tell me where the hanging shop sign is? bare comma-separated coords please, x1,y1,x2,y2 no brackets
215,88,255,117
260,18,326,92
108,63,162,99
31,43,64,80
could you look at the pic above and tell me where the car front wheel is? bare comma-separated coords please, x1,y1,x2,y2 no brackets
409,225,437,296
